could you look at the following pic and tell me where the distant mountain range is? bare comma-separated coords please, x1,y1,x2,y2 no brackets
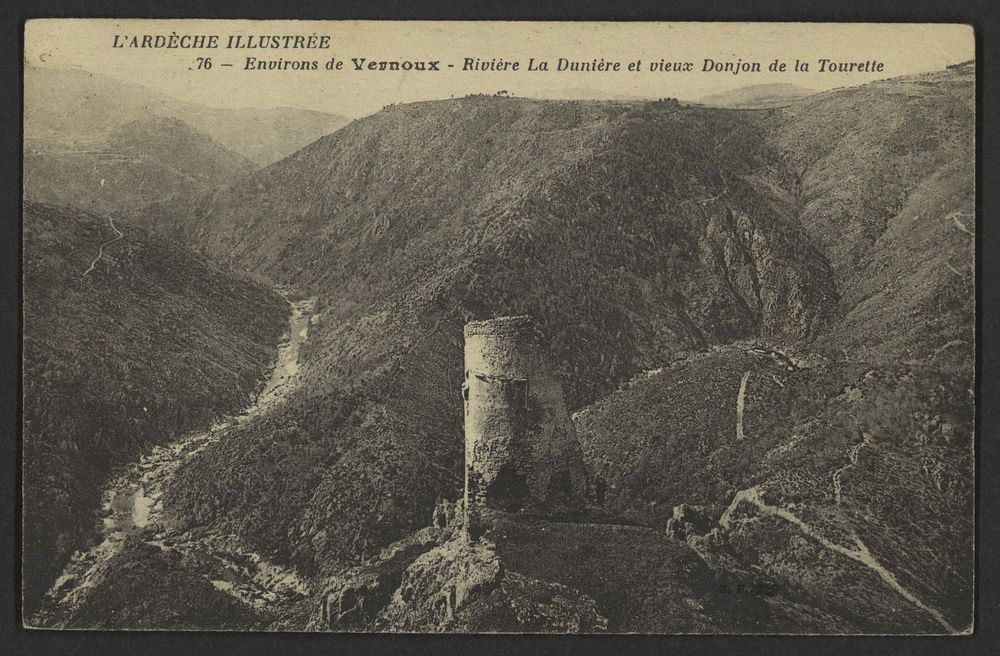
525,82,817,108
525,82,824,108
697,83,817,108
24,66,349,165
527,87,656,102
24,66,350,217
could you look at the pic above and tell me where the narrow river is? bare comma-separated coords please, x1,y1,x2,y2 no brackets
34,294,317,627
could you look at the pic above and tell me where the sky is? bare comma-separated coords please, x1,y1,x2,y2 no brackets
24,20,974,118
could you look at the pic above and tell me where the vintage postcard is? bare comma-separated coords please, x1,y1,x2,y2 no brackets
21,20,975,633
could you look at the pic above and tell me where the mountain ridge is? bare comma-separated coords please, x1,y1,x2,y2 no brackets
24,114,258,218
698,83,817,108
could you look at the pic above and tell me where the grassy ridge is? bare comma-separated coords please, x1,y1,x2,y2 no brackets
21,201,288,616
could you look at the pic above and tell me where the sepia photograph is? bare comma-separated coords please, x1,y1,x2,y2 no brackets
20,20,975,634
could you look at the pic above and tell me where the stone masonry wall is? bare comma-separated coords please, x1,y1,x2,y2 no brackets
463,316,587,537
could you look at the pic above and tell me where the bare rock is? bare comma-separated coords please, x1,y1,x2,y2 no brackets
318,536,440,630
381,539,504,630
665,503,715,541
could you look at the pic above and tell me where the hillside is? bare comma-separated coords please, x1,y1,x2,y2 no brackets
153,95,838,591
24,116,257,217
23,66,349,165
21,201,289,618
575,345,972,632
776,62,975,368
314,507,779,633
575,64,974,633
186,106,352,166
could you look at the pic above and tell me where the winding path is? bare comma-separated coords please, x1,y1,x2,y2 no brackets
948,210,974,237
719,486,957,633
81,216,124,277
831,431,872,506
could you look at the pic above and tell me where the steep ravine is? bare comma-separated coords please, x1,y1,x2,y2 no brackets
22,201,291,618
30,295,317,629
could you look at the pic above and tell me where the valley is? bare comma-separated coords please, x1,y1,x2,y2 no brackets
30,296,317,629
21,201,290,620
21,60,975,633
24,66,350,166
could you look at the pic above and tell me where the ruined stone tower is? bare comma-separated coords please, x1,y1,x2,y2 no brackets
462,316,587,538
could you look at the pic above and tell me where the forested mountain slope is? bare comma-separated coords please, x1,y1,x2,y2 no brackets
156,95,837,585
22,201,288,617
778,62,975,368
575,63,975,633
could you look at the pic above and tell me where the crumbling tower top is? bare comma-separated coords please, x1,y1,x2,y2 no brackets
464,315,535,336
463,315,538,378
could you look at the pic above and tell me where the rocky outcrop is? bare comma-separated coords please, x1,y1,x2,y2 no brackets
381,539,505,629
432,497,463,530
319,534,438,630
665,503,716,542
697,200,836,343
314,524,449,630
376,537,609,633
315,504,610,633
455,570,608,633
